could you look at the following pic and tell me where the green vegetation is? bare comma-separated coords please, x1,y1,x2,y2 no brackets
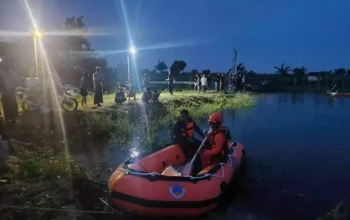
161,91,255,122
80,91,255,150
85,112,133,146
4,143,85,181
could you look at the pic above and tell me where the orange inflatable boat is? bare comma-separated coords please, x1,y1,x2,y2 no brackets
108,142,245,217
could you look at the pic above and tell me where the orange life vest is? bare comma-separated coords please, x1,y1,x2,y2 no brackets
208,127,229,159
181,121,195,138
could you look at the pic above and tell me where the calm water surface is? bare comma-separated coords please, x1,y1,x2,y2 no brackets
76,93,350,219
220,93,350,219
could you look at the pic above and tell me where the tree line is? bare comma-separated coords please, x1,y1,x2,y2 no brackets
142,61,350,90
0,16,349,92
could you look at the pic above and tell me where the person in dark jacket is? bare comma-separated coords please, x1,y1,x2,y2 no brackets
207,74,212,90
215,73,220,91
220,73,226,93
115,87,126,104
79,72,88,106
0,111,7,140
172,109,204,159
92,66,104,106
0,68,19,123
152,86,160,102
142,87,153,103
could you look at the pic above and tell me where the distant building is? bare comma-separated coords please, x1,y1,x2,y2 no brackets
308,72,324,77
307,76,318,82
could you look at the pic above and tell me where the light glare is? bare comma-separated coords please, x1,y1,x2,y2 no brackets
129,46,136,55
35,30,42,38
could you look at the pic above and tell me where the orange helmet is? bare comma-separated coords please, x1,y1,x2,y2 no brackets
208,112,224,124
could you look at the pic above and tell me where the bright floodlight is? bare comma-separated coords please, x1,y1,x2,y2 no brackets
35,30,42,38
0,58,2,62
129,46,136,55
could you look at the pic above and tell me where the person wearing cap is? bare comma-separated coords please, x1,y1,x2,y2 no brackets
192,112,230,175
172,109,204,159
92,66,104,106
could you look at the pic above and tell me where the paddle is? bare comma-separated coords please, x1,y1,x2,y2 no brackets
329,84,337,92
182,129,211,177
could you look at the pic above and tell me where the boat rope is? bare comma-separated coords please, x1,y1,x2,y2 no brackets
117,146,239,180
117,168,160,176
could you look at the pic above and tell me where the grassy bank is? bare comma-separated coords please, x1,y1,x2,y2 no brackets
1,91,256,150
82,91,256,149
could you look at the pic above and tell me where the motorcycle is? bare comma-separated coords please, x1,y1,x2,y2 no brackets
16,85,78,112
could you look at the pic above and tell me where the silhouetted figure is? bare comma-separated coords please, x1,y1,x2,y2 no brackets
194,74,200,92
207,75,212,90
172,109,204,159
220,74,226,93
215,73,220,91
142,72,150,91
166,73,175,95
92,66,104,106
142,87,153,103
152,86,160,102
115,87,126,104
0,69,19,123
80,72,88,106
0,111,7,140
242,75,246,93
201,74,207,92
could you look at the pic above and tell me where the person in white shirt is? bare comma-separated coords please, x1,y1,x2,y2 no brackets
200,74,207,92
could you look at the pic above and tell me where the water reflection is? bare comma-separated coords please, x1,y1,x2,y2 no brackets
277,93,289,103
327,96,334,107
314,96,320,107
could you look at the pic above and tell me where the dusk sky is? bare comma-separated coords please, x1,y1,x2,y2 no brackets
1,0,349,73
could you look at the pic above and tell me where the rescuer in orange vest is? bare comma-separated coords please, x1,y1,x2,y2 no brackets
192,112,230,175
172,109,204,159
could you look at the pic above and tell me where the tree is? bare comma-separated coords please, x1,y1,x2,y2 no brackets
292,66,307,87
202,69,210,75
49,16,115,87
334,68,347,89
154,60,168,72
143,68,151,74
170,60,186,76
63,16,92,52
246,70,257,77
237,63,247,74
190,69,198,75
274,63,292,76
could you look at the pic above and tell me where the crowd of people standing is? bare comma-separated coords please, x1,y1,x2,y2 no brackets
194,73,226,93
193,73,246,93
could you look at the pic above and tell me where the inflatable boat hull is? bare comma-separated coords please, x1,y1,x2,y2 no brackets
108,143,245,216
